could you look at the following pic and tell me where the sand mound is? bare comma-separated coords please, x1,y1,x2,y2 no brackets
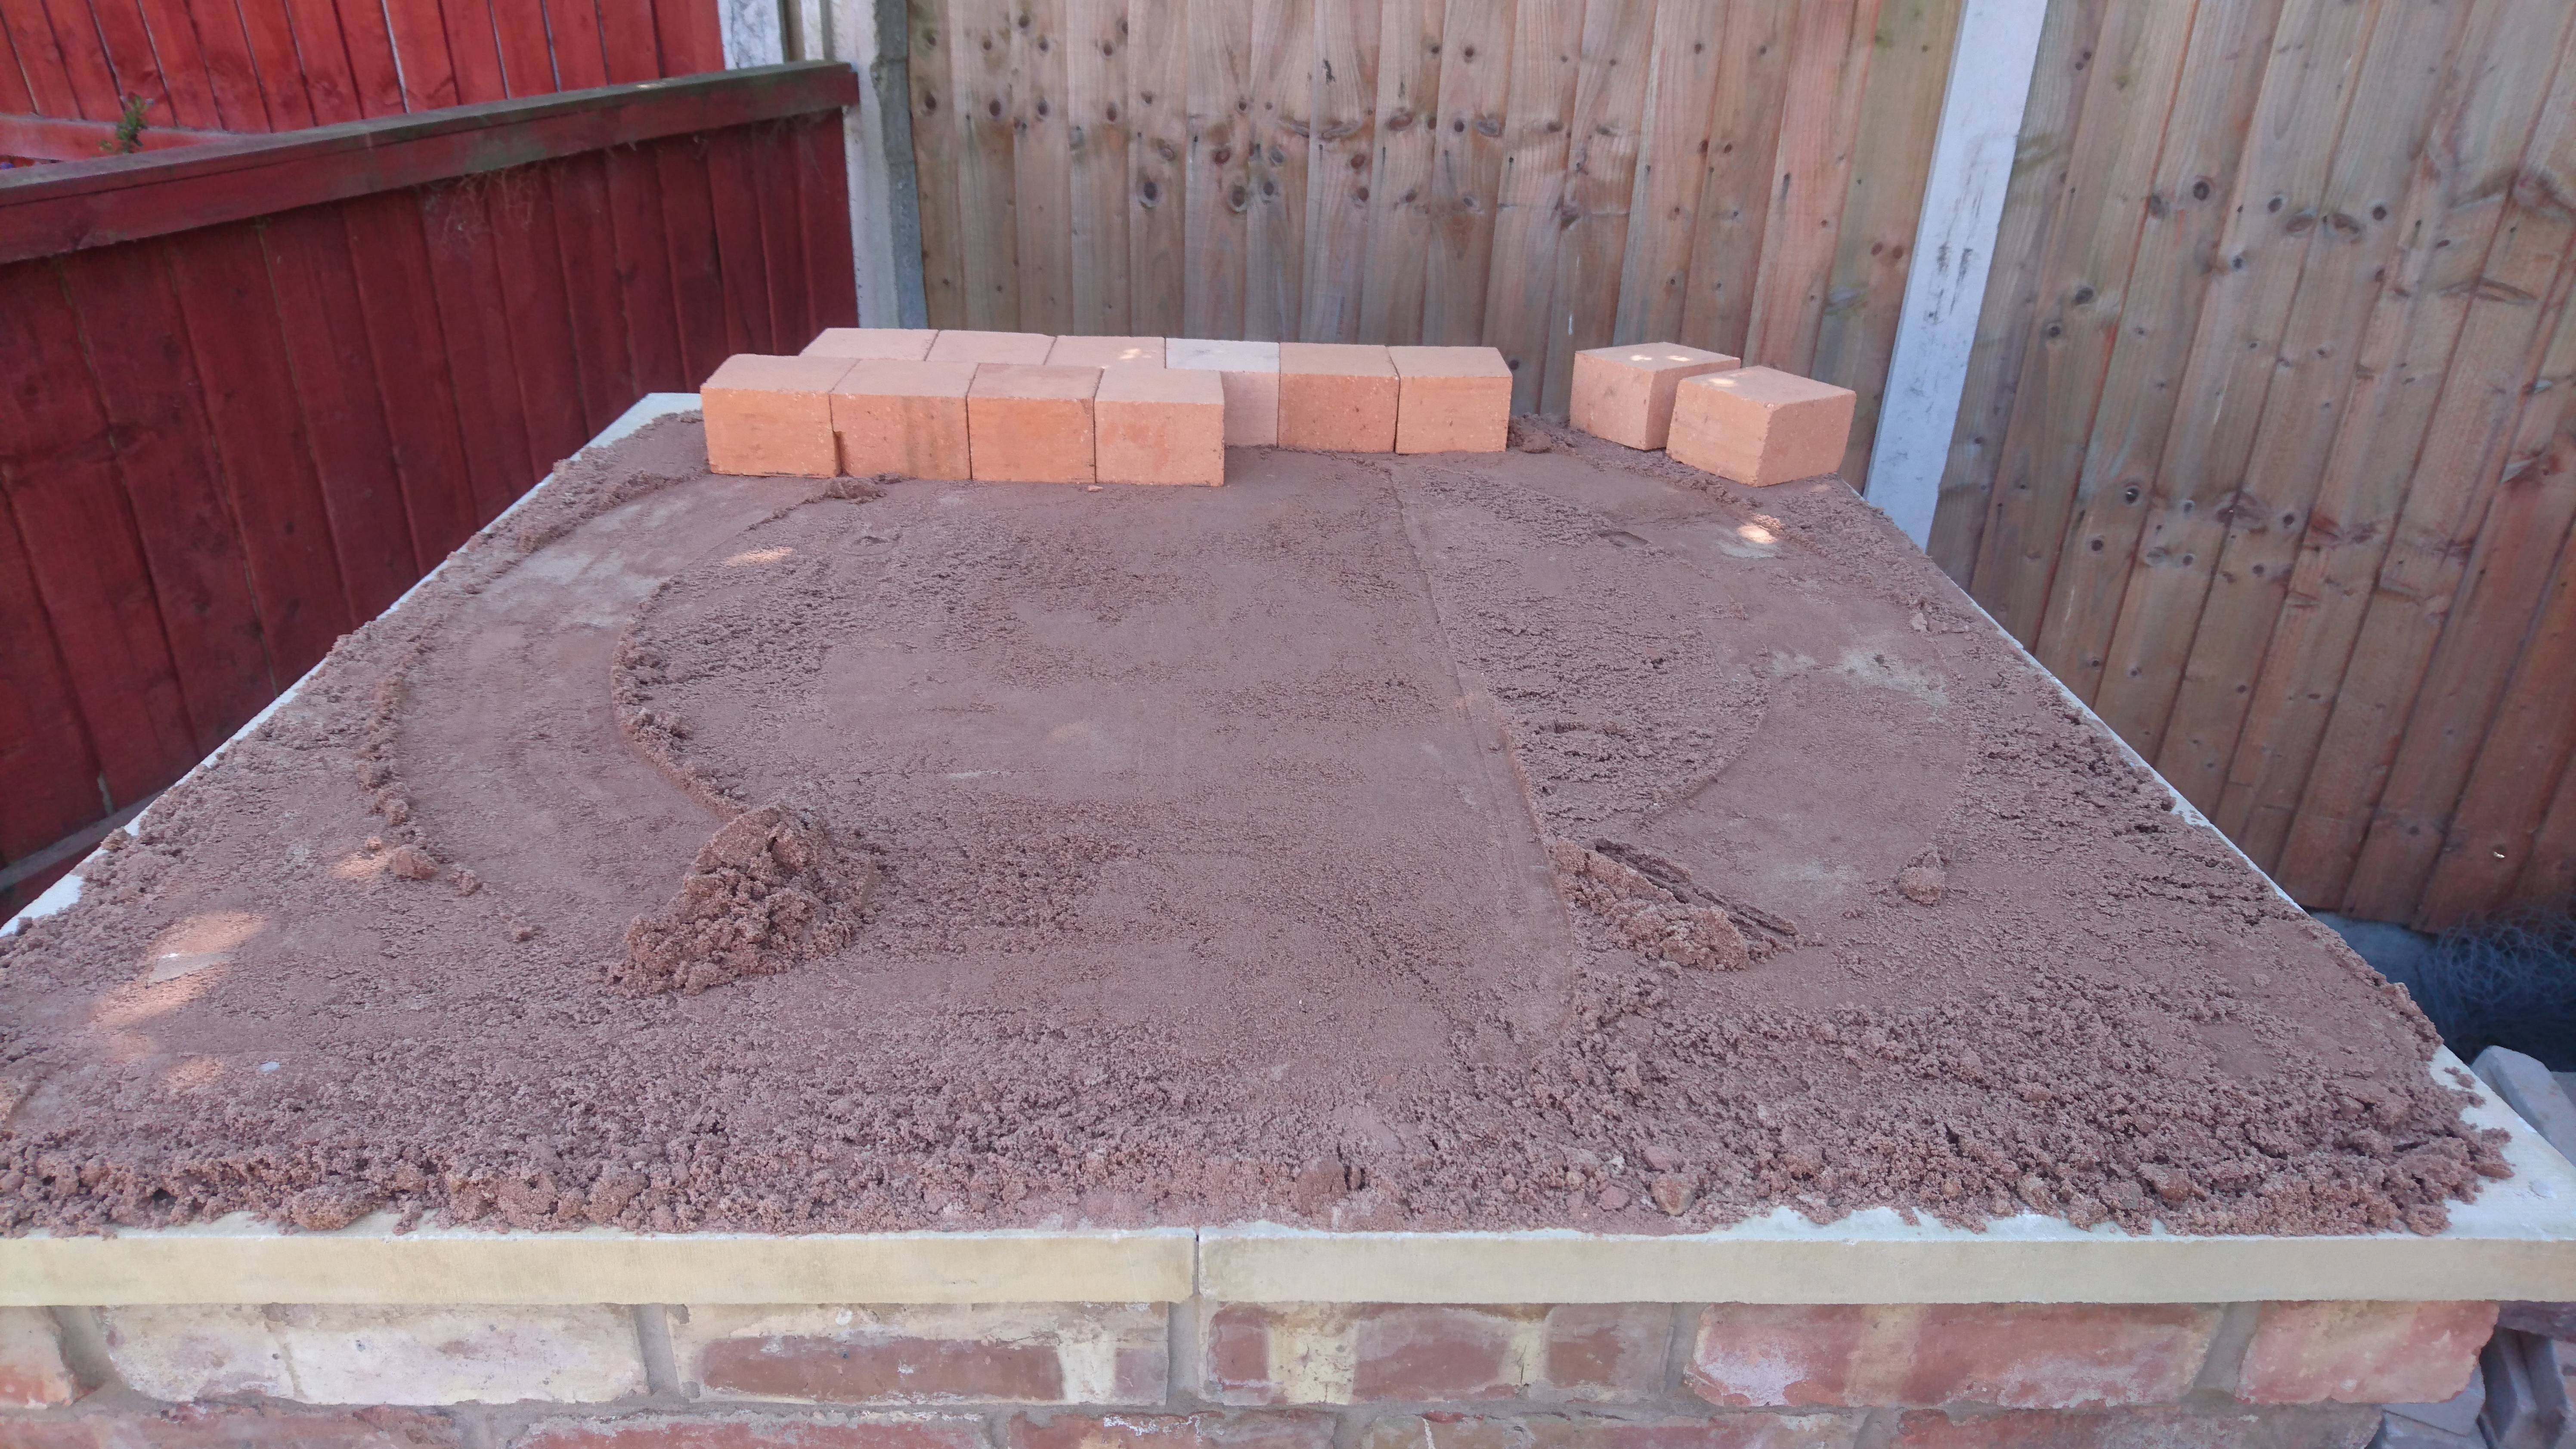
610,803,873,996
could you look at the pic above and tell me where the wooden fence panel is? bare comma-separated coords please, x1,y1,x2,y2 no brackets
0,66,859,912
1932,0,2576,928
1,0,731,138
909,0,1958,440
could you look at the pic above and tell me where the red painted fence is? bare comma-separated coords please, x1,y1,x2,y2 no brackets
0,0,722,134
0,62,859,908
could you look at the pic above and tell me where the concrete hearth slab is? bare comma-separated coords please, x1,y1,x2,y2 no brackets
6,395,2573,1310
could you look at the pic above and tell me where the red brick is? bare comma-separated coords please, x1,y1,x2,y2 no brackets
679,1305,1164,1407
1352,1306,1528,1402
0,1307,77,1408
2234,1301,2498,1406
1569,344,1739,450
1686,1304,2217,1410
1540,1306,1670,1400
1007,1410,1337,1449
2,1404,464,1447
1206,1306,1284,1405
514,1412,987,1449
1889,1406,2379,1449
1362,1415,1856,1449
699,1334,1065,1403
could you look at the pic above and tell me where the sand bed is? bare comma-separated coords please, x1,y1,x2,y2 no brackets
0,418,2496,1240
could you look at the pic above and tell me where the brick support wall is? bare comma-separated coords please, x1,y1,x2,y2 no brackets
0,1299,2492,1447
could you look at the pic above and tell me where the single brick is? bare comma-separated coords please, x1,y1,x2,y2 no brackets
1667,367,1857,487
1048,335,1168,368
1687,1304,2218,1410
99,1304,645,1406
1539,1305,1671,1400
831,359,976,479
1278,343,1399,452
929,330,1055,364
968,365,1102,483
1007,1410,1340,1449
2236,1302,2498,1406
514,1412,989,1449
1168,338,1282,446
1890,1406,2381,1449
0,1307,77,1408
1569,344,1739,450
1390,346,1511,454
1351,1305,1530,1402
0,1404,468,1448
803,328,939,361
702,354,855,478
1361,1415,1858,1449
1096,365,1227,485
675,1304,1166,1406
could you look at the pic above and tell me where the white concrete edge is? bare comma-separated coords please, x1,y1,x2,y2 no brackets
720,0,789,69
9,389,2570,1306
1862,0,2050,547
0,393,703,941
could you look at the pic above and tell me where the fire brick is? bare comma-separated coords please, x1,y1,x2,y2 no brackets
1569,343,1740,451
1389,346,1512,454
968,365,1102,483
701,354,855,478
802,328,939,361
1168,338,1282,446
929,330,1056,365
1278,343,1399,452
1666,367,1857,487
831,359,976,479
1096,366,1227,485
1047,335,1168,369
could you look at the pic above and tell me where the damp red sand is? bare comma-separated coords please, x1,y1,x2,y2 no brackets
0,418,2499,1240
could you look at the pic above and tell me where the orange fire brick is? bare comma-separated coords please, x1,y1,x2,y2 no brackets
1278,343,1397,452
1096,366,1226,486
700,354,855,477
801,328,938,361
1667,366,1856,487
1570,343,1740,451
967,365,1101,483
830,359,976,479
929,330,1055,365
1046,335,1167,369
1389,346,1511,454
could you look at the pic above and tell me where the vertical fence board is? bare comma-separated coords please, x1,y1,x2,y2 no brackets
1012,0,1074,333
606,141,687,387
492,0,559,96
1303,0,1378,343
443,0,511,104
1067,0,1133,334
55,243,274,749
952,0,1023,328
1533,0,1652,416
1740,0,1882,375
337,193,484,557
1352,0,1436,344
262,204,425,619
34,0,122,117
88,0,173,119
658,135,733,378
333,0,409,115
556,152,642,430
1128,0,1189,335
550,0,615,90
1415,0,1508,347
1182,0,1249,337
755,119,812,350
381,0,460,110
0,20,34,114
1674,0,1786,356
909,0,969,326
1243,0,1313,341
237,0,320,127
279,0,363,122
1607,0,1723,350
132,0,216,125
4,0,89,118
419,182,543,520
0,493,104,874
0,261,198,804
601,0,663,82
1480,0,1574,409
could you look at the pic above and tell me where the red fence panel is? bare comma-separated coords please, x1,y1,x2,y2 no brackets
0,63,860,908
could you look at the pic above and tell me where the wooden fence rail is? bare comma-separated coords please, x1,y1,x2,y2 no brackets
0,62,859,909
1931,0,2576,931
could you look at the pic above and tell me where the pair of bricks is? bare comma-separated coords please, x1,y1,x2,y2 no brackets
703,330,1220,488
1570,343,1857,487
